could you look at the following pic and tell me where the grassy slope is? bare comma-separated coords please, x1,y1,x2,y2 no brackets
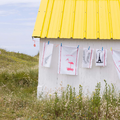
0,49,39,119
0,49,38,73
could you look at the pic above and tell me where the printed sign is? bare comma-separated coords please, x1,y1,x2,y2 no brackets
58,45,79,75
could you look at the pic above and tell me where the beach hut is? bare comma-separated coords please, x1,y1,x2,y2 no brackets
32,0,120,97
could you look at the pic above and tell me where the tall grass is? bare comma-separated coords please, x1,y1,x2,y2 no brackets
0,70,120,120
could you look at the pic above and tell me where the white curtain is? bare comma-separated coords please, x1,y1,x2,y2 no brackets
58,45,79,75
82,48,94,68
96,49,107,66
112,50,120,79
41,42,53,67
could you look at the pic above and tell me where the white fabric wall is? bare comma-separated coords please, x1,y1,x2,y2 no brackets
37,39,120,97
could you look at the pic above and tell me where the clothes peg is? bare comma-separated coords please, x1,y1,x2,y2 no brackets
88,46,90,50
77,45,79,48
102,47,103,51
110,47,112,51
48,41,50,44
61,43,62,47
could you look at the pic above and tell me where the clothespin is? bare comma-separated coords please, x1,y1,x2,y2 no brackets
102,47,103,51
32,37,36,47
110,47,112,51
77,45,79,48
48,41,50,44
61,43,62,47
88,46,90,50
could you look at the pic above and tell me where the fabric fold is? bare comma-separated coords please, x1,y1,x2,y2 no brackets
111,49,120,79
82,48,94,68
41,42,53,67
58,45,80,75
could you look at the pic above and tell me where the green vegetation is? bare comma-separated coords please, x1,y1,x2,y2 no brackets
0,49,38,73
0,49,120,119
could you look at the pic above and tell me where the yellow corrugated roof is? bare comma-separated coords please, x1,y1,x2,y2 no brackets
32,0,120,39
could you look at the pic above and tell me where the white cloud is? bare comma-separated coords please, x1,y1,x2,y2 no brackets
20,2,40,7
0,9,18,16
0,22,11,25
15,18,36,21
0,22,35,26
0,11,5,15
19,22,35,26
0,0,41,6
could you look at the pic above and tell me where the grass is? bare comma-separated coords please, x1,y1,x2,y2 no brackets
0,71,120,120
0,49,120,120
0,49,38,73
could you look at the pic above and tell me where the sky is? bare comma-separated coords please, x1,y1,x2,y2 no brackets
0,0,41,56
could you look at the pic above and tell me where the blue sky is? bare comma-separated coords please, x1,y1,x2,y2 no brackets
0,0,41,56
